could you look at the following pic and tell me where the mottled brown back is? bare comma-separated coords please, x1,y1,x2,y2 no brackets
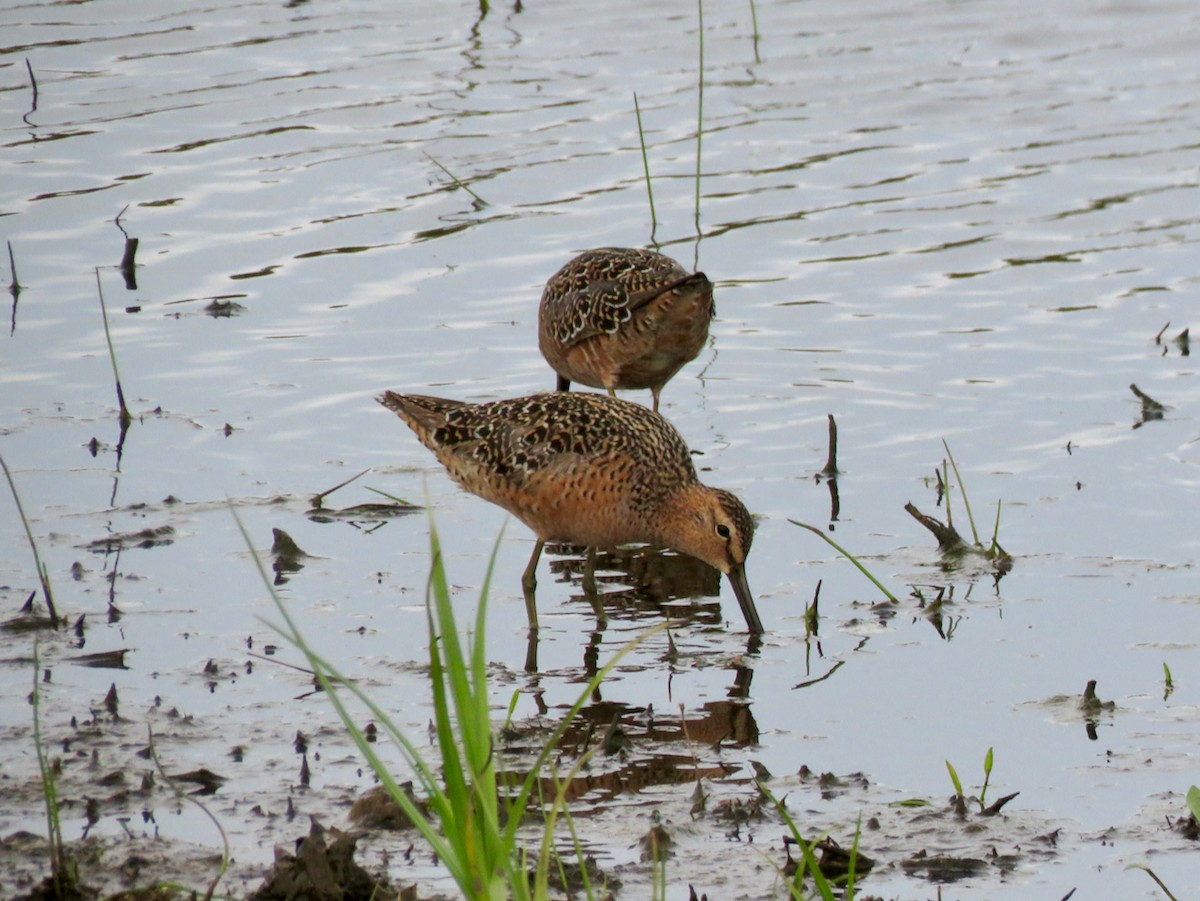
540,247,710,348
378,391,697,498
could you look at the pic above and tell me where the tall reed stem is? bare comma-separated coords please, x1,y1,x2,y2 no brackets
1,453,57,624
95,268,132,426
694,0,705,234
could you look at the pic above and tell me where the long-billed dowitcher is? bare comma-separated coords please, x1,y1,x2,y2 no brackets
538,247,714,412
378,390,762,634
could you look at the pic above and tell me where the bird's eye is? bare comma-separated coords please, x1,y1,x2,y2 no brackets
716,523,731,540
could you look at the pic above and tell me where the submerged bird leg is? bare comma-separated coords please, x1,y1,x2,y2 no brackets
581,546,598,594
524,630,539,673
522,539,545,632
580,546,607,627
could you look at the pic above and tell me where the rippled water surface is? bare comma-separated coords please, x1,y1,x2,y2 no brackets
2,0,1199,897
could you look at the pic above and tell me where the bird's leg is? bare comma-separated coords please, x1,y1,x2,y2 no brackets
582,546,598,595
581,546,607,628
521,539,545,633
650,388,661,413
606,387,618,399
524,630,539,673
556,374,571,393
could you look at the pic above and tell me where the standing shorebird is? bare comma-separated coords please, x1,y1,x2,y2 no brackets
538,247,715,412
378,390,762,634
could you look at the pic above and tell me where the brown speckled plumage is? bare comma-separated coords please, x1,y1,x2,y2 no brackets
378,390,762,633
538,247,715,412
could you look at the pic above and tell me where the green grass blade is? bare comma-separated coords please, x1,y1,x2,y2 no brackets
32,640,72,895
1125,863,1181,901
520,624,666,878
1,453,58,624
759,781,837,900
234,507,465,883
633,92,658,241
423,150,487,206
94,267,131,425
980,747,994,808
790,519,898,602
748,0,761,63
693,0,705,234
941,439,979,545
1186,785,1200,822
945,759,964,799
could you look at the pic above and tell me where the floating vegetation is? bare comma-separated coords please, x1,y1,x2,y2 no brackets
83,525,175,553
1154,321,1190,356
270,528,308,584
945,747,1018,818
760,779,867,900
204,299,246,317
905,441,1011,573
308,479,421,524
69,649,130,670
307,471,422,523
1130,382,1166,427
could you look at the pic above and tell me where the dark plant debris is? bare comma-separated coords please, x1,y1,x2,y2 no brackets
83,526,175,553
249,818,400,901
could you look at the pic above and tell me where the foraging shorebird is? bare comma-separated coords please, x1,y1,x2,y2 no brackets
378,390,762,634
537,247,714,412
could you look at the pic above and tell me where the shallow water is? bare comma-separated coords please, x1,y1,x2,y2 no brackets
2,0,1199,897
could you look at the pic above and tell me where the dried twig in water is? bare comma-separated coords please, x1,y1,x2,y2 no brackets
115,205,138,290
1173,327,1190,355
7,240,20,298
1129,383,1164,411
821,413,838,477
1130,382,1165,428
23,58,38,125
904,501,967,553
309,468,370,509
7,241,19,336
